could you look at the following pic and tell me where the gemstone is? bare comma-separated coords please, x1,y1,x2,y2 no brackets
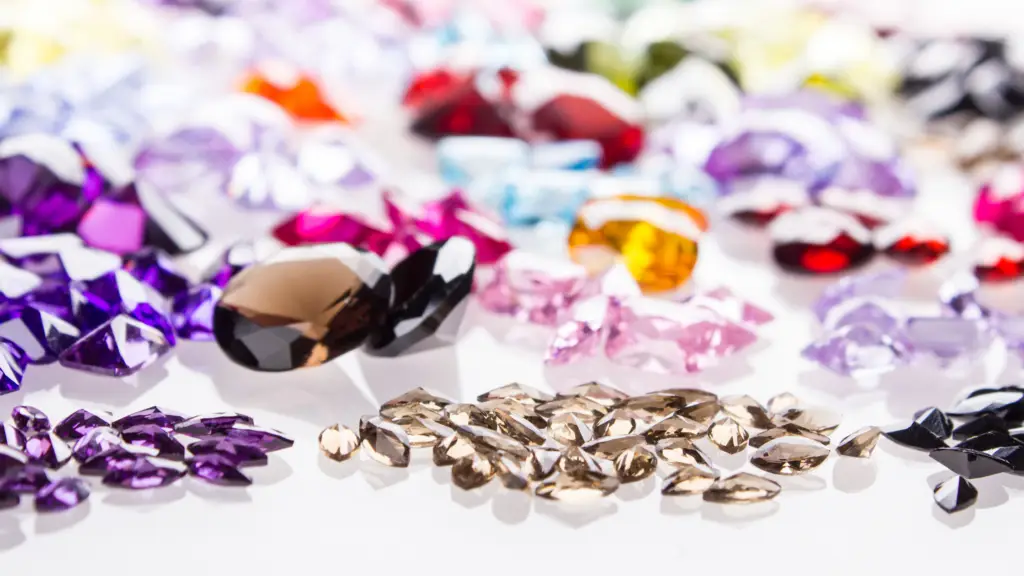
67,271,174,345
0,134,87,235
436,137,529,186
750,437,830,475
0,304,80,364
974,167,1024,242
0,442,28,475
59,314,172,377
76,197,146,255
535,471,620,501
72,426,122,462
568,196,706,292
103,458,186,489
432,433,475,466
171,284,222,341
656,438,713,468
11,405,49,432
188,454,252,486
643,415,707,443
272,205,392,251
493,455,531,491
360,417,411,468
773,407,842,435
133,126,239,197
767,392,801,416
812,270,906,323
24,431,71,469
410,79,514,139
456,425,532,461
750,425,832,449
380,388,453,420
836,426,882,458
973,237,1024,282
582,435,647,460
477,383,553,407
242,70,347,122
914,407,954,438
121,424,185,460
174,412,254,437
34,478,90,512
0,262,42,300
0,465,50,493
476,251,589,326
769,207,874,274
801,324,906,377
881,420,949,451
214,243,391,371
934,476,978,514
930,447,1012,479
614,444,657,482
402,69,472,109
364,238,474,357
947,390,1024,417
661,462,718,496
556,382,629,408
201,240,274,288
605,298,758,374
78,447,145,477
658,389,721,423
557,445,607,478
391,417,452,448
112,407,187,431
223,424,293,452
718,395,773,430
703,472,781,504
122,248,191,298
952,414,1009,440
904,316,991,366
441,403,488,427
530,93,644,168
547,413,593,446
187,437,268,467
874,219,950,265
490,411,545,447
685,287,775,327
319,424,359,462
708,416,749,454
451,453,495,490
617,394,687,423
594,409,643,438
823,299,901,333
545,296,618,366
536,396,608,424
412,197,513,266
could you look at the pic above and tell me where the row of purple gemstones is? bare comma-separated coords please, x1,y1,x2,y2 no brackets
0,405,293,512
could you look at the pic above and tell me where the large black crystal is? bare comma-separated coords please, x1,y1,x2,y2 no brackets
930,448,1011,479
947,390,1024,418
913,407,953,438
881,422,948,451
952,413,1009,440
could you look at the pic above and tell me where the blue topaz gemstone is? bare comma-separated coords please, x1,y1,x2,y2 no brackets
437,136,530,186
493,169,592,226
531,140,601,171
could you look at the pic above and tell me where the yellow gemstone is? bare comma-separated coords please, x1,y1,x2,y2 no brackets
569,195,707,293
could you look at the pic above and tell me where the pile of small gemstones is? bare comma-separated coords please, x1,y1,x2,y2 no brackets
0,404,293,513
319,383,879,504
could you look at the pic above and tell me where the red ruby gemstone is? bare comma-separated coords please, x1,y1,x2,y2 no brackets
410,82,515,139
874,219,950,265
769,207,875,274
402,69,472,109
530,94,644,168
973,237,1024,282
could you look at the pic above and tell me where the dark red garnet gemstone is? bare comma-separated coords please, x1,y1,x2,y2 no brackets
410,82,514,139
402,69,472,109
874,220,951,265
769,207,875,274
731,207,794,228
973,238,1024,283
530,94,644,168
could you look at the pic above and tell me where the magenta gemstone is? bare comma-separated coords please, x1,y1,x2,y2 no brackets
12,405,50,433
171,284,222,341
188,453,253,486
545,296,618,366
112,406,187,431
121,424,186,460
186,437,268,467
54,409,111,441
974,169,1024,242
76,198,146,255
34,477,90,512
272,206,393,254
174,412,254,438
102,458,185,489
59,314,172,377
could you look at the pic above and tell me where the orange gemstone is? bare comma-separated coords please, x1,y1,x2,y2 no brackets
242,72,348,122
568,195,707,293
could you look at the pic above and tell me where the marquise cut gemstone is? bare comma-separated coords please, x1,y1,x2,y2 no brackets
121,424,186,460
71,426,122,462
770,207,875,274
103,458,186,489
703,472,781,504
477,251,589,326
223,424,293,452
187,437,268,467
836,426,881,458
662,462,718,496
113,407,187,431
35,478,89,512
802,324,906,377
59,314,172,377
750,437,830,475
188,454,252,486
174,413,254,438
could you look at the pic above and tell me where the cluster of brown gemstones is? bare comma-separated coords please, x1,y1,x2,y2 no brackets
319,384,883,505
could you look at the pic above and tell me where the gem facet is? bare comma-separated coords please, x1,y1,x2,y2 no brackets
11,405,49,433
360,417,411,468
708,416,749,454
802,324,905,377
770,207,874,274
0,305,80,364
121,424,185,460
661,463,718,496
319,424,359,462
750,437,829,475
750,425,832,449
188,454,252,486
703,472,781,504
59,314,171,377
174,412,254,438
451,453,495,490
933,476,978,514
613,444,657,482
34,478,89,512
187,437,268,467
836,426,881,458
718,395,773,430
171,284,222,341
103,458,186,489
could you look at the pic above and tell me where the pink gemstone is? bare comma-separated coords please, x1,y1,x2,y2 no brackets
76,199,147,255
415,191,472,238
686,287,775,326
580,264,642,300
974,168,1024,242
451,210,512,264
545,296,619,365
272,205,393,255
605,298,758,375
478,251,590,325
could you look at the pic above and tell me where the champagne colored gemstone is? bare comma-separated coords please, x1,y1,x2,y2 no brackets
494,455,531,491
535,471,620,502
242,71,349,122
477,399,547,430
643,415,707,443
494,411,548,446
656,438,713,468
614,444,657,483
441,403,488,427
547,413,593,446
708,416,749,454
379,387,453,420
836,426,882,458
750,424,832,449
661,462,718,496
719,395,774,430
536,396,609,424
556,381,629,407
451,453,495,490
616,395,683,423
530,447,561,480
456,425,532,461
773,407,842,435
767,392,801,415
655,388,720,423
750,437,830,475
557,446,605,477
433,433,475,466
391,416,453,448
477,383,554,406
359,416,410,468
703,472,781,504
594,409,643,438
569,195,707,293
581,435,646,460
318,424,359,462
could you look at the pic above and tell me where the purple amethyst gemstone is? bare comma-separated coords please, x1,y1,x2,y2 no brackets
812,270,907,323
71,426,122,462
11,252,69,283
0,465,49,493
35,478,90,512
69,269,160,332
0,134,89,235
0,261,42,299
112,406,187,431
187,453,252,486
102,458,185,489
940,274,990,320
54,409,111,441
824,300,901,334
224,423,293,452
0,304,81,364
58,314,172,377
802,323,907,377
20,280,73,322
0,490,18,510
171,284,222,341
76,197,147,255
0,422,26,450
129,303,176,346
200,240,267,288
174,412,254,437
187,437,267,467
903,316,992,365
705,132,818,187
0,443,30,474
78,446,144,476
121,424,185,460
11,405,49,432
24,431,72,469
122,248,190,298
0,338,28,395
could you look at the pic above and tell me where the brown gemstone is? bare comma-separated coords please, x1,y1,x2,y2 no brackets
656,389,720,423
433,432,476,466
656,438,713,468
451,453,495,489
773,407,842,435
535,471,620,502
391,416,452,448
703,472,781,504
750,437,830,475
661,462,718,496
494,455,531,490
477,383,553,406
379,387,453,420
547,413,593,446
582,435,646,459
214,244,392,372
836,426,881,458
494,411,548,446
318,424,359,462
616,394,685,423
535,397,608,424
477,399,547,429
708,416,749,454
557,382,629,407
456,425,532,461
558,446,606,477
530,446,561,480
750,424,832,448
593,409,644,437
359,416,411,467
767,392,801,415
719,395,774,429
614,444,658,483
643,414,707,443
441,403,488,427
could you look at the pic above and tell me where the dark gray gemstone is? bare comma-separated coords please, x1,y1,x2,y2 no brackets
933,476,977,514
948,390,1024,417
914,407,953,439
930,447,1012,478
952,413,1008,440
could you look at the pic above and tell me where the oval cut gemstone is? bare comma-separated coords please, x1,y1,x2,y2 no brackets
769,207,874,274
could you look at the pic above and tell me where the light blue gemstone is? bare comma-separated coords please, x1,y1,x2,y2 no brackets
660,164,720,208
437,137,530,187
496,169,595,227
531,140,602,171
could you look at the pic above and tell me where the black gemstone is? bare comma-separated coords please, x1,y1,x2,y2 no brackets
913,407,953,439
947,390,1024,417
881,421,948,451
930,448,1011,478
364,238,475,357
933,476,978,514
954,430,1022,452
952,413,1009,440
0,490,18,511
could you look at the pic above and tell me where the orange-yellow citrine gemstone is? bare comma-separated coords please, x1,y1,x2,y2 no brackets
242,72,348,123
569,195,707,293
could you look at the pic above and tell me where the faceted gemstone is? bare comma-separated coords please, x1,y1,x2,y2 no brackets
133,126,240,198
477,252,589,326
456,425,532,461
171,284,222,341
605,298,758,374
593,409,643,438
823,299,901,334
531,93,644,168
568,196,706,293
973,237,1024,282
613,444,657,482
127,181,210,256
930,447,1012,479
685,287,775,327
708,417,749,454
272,205,392,251
719,395,773,430
188,454,252,486
242,71,347,122
556,381,629,408
881,420,949,452
360,417,411,468
223,424,293,452
769,207,874,274
103,458,186,489
581,435,647,460
187,437,268,467
934,476,978,514
59,314,171,377
662,462,718,496
836,426,882,458
68,269,169,335
0,134,88,235
557,445,607,478
813,270,906,323
493,455,531,491
914,407,954,439
402,69,472,109
34,478,90,512
617,394,687,424
952,414,1008,440
492,412,546,446
536,396,608,424
658,389,721,423
477,383,553,407
974,168,1024,242
24,431,72,469
432,433,476,466
547,413,593,447
750,425,832,449
319,424,359,462
11,405,49,433
0,443,29,475
0,465,50,493
703,472,781,504
365,238,474,357
380,388,453,420
767,393,801,416
411,80,514,139
122,248,191,298
0,262,42,300
750,437,830,475
113,407,187,431
201,240,275,288
904,316,991,366
71,426,122,463
874,219,950,265
643,415,707,443
121,424,185,460
529,447,561,481
656,438,713,468
940,274,989,320
773,407,842,435
441,403,488,427
174,412,254,438
535,471,620,501
0,304,80,364
391,417,452,448
947,390,1024,417
451,453,495,490
436,136,529,186
78,447,146,477
479,399,547,430
801,324,906,377
214,244,391,371
545,296,618,366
